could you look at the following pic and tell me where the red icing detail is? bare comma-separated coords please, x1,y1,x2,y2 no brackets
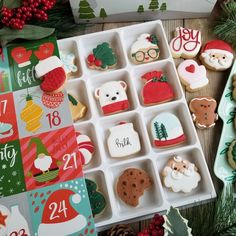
40,67,66,93
146,36,152,42
40,193,44,198
34,43,55,60
32,201,35,205
102,100,130,115
41,199,46,204
154,134,186,147
88,222,91,226
185,64,195,73
11,47,32,65
202,39,233,54
94,59,102,67
0,211,8,227
87,54,96,63
34,206,39,213
119,121,127,125
42,92,64,109
46,191,51,195
90,229,94,234
84,228,88,234
34,192,38,198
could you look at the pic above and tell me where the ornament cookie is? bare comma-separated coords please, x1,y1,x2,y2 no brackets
227,140,236,169
116,168,152,207
189,96,218,129
169,27,201,59
60,51,78,77
85,179,106,217
162,155,201,193
131,34,160,64
107,122,141,158
95,81,130,115
68,94,87,122
141,70,174,105
177,60,209,92
87,42,117,70
76,132,95,165
151,113,186,148
42,92,64,109
200,40,234,71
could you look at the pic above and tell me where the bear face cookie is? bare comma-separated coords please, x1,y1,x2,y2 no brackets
141,70,174,105
177,60,209,92
162,155,201,193
95,81,130,115
116,168,152,207
200,40,234,71
169,27,201,59
189,96,218,129
227,140,236,170
151,112,186,148
130,34,160,64
107,122,141,158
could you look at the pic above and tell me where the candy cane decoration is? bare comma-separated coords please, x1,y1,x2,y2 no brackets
76,132,95,165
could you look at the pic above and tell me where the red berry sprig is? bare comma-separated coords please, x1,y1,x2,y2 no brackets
1,0,56,30
87,53,102,67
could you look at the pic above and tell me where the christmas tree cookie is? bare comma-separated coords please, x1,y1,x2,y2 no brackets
87,42,117,70
85,179,106,217
227,140,236,169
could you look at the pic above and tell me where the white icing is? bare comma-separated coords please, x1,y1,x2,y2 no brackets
174,155,182,162
177,59,209,89
191,97,216,102
60,51,78,74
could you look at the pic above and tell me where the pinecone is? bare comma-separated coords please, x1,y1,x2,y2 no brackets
107,224,135,236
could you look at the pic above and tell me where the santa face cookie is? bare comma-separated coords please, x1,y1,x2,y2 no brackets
95,81,130,115
169,27,201,59
151,112,186,148
177,60,209,92
141,70,174,105
107,122,141,158
87,42,117,70
131,34,160,64
162,155,201,193
200,40,234,71
227,140,236,169
116,168,152,207
189,96,218,129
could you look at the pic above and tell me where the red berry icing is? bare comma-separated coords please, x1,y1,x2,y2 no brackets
88,54,96,63
94,59,102,67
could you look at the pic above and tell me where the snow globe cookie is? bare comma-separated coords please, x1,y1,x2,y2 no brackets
151,112,186,148
107,122,141,158
162,155,201,193
130,34,160,64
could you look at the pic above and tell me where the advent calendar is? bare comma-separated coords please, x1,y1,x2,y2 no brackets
0,37,95,236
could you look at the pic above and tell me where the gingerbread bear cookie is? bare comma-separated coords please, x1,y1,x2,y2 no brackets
189,96,218,129
116,168,152,207
162,155,201,193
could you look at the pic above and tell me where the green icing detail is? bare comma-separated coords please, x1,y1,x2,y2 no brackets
150,34,159,45
160,75,168,82
68,93,78,106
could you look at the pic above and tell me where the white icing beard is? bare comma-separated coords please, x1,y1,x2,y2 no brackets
34,155,53,172
163,166,201,193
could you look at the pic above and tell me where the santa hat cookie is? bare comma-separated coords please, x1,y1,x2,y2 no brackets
35,43,66,93
200,40,234,71
131,33,160,64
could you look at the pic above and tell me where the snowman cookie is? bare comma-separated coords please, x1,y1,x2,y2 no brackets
200,40,234,71
151,112,186,148
162,155,201,193
177,59,209,92
169,27,201,59
189,96,218,129
107,122,141,158
130,33,160,64
95,81,130,115
141,70,174,105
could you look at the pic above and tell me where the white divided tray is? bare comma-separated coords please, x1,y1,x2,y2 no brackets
58,20,216,230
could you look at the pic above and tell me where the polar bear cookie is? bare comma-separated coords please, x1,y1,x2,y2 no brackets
162,155,201,193
177,59,209,92
107,122,141,158
130,34,160,64
116,168,152,207
95,81,130,115
200,40,234,71
189,96,218,129
151,112,186,148
169,27,201,59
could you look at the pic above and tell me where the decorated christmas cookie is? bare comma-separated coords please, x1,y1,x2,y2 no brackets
60,51,78,77
189,96,218,129
200,40,234,71
227,140,236,169
116,168,152,207
68,94,87,122
151,113,186,148
42,92,64,109
95,81,130,115
130,34,160,64
87,42,117,70
85,179,106,217
177,60,209,92
141,70,174,105
76,132,95,165
162,155,201,193
107,122,141,158
232,74,236,101
34,43,66,93
169,27,201,59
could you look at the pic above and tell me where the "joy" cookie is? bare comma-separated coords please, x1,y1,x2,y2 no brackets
177,59,209,92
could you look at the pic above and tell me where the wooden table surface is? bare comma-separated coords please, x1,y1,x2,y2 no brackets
79,18,228,235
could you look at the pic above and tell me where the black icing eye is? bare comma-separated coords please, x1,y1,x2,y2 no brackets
183,165,186,168
212,54,215,57
223,56,226,59
201,104,204,107
116,92,119,95
208,105,210,107
174,167,177,170
106,94,109,97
